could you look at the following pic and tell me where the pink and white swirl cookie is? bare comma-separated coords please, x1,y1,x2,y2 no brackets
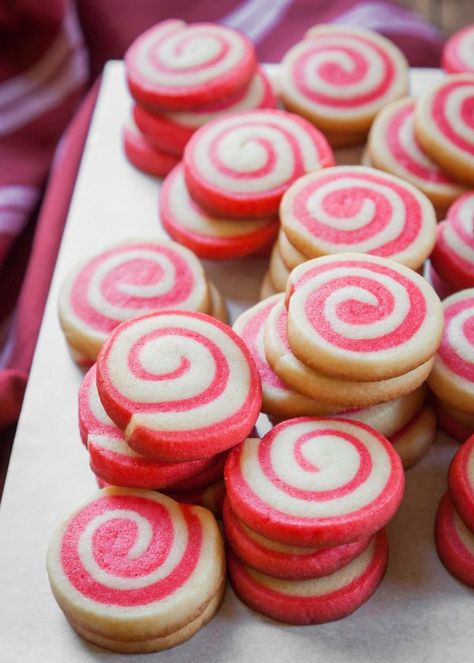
415,75,474,186
280,166,437,271
183,109,335,218
122,118,180,178
79,366,221,489
228,529,388,624
223,499,371,580
224,418,404,546
133,68,276,155
442,25,474,75
96,310,262,462
280,25,408,136
47,488,225,651
448,433,474,531
58,239,211,364
264,299,434,408
428,289,474,413
278,229,307,270
368,98,467,211
389,406,436,470
159,165,279,260
286,253,443,381
431,192,474,290
233,294,340,418
435,492,474,588
125,20,256,110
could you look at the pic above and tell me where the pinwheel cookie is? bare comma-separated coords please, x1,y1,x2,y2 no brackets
183,108,334,218
442,25,474,74
224,418,404,547
280,25,408,142
367,98,467,212
47,488,225,653
96,310,262,462
280,166,437,271
285,253,443,381
428,289,474,414
133,67,276,155
122,118,179,178
125,20,256,110
159,165,278,260
58,239,226,364
415,74,474,186
435,492,474,588
430,192,474,291
228,530,388,625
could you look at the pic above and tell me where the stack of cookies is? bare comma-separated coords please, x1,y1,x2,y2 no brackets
47,487,225,653
234,292,437,470
122,19,276,177
58,238,228,367
73,309,262,518
429,193,474,298
223,417,404,624
429,289,474,443
279,25,409,148
436,433,474,589
262,165,438,295
159,108,334,259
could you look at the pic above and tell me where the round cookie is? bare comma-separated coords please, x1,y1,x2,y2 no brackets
65,589,224,654
264,299,434,408
133,67,276,155
435,492,474,588
183,109,335,218
228,530,388,624
389,405,436,470
122,118,179,178
448,433,474,532
442,25,474,74
159,165,279,260
233,294,341,418
286,253,444,381
47,488,225,646
59,239,211,363
280,166,437,271
79,366,219,489
125,20,256,110
368,98,467,211
280,25,408,135
428,289,474,413
96,310,262,462
431,192,474,290
415,74,474,186
223,499,371,580
224,418,404,546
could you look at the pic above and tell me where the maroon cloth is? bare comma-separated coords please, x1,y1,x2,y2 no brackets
0,0,443,443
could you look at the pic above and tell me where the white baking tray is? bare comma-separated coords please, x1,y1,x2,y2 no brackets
1,63,469,663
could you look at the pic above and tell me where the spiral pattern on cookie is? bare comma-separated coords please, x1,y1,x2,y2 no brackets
286,254,443,378
184,109,334,215
427,76,474,154
60,241,209,341
443,26,474,74
97,311,261,459
281,27,407,123
438,291,474,382
225,418,404,546
56,490,203,606
433,193,474,288
126,20,255,106
281,166,435,268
